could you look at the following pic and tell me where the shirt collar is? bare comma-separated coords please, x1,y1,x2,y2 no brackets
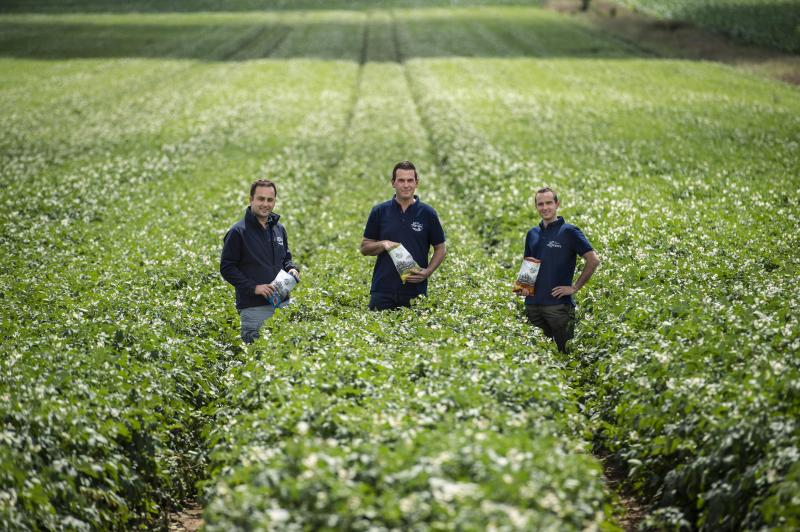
539,216,564,230
392,194,419,211
245,207,280,227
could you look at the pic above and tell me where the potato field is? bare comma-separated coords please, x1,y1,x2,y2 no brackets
1,1,799,530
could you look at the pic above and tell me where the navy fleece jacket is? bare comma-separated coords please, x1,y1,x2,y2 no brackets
220,207,299,310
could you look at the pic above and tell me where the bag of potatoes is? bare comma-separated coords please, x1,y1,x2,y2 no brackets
388,243,422,283
512,257,541,296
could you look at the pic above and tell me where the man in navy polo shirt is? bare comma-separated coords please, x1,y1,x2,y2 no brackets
524,187,600,353
360,161,447,310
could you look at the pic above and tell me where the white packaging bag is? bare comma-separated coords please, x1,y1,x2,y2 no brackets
388,243,422,283
268,269,298,307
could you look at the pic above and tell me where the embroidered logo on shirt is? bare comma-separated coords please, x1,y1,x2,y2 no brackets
411,221,423,232
546,240,562,248
275,236,284,246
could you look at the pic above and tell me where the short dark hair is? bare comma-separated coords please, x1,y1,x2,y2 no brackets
392,161,418,182
250,179,277,198
535,187,558,203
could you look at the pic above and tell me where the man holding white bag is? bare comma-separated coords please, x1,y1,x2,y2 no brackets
521,187,599,353
221,179,300,343
360,161,446,310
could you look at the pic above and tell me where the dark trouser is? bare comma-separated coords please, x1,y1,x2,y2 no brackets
525,303,576,353
369,292,417,311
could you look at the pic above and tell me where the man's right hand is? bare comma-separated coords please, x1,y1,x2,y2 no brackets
360,238,398,256
254,284,275,297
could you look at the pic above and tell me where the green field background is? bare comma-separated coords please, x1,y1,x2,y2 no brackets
1,2,798,530
617,0,800,53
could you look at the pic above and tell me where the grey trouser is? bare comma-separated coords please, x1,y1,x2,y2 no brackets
525,303,576,353
239,301,289,344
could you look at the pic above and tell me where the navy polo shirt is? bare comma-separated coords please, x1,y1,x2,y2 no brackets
364,195,445,296
524,216,593,306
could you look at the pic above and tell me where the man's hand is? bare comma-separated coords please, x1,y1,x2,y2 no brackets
405,243,446,284
553,251,600,299
552,285,577,298
360,238,398,256
255,283,275,297
405,268,430,283
288,269,300,280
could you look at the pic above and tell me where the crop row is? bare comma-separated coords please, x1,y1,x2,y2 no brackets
0,6,639,67
0,55,359,528
0,0,544,15
199,58,615,530
401,50,800,529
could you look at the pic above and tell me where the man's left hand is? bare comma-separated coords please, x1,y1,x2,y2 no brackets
405,268,430,283
289,269,300,280
552,285,576,298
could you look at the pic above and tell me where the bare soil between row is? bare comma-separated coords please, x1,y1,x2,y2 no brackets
168,502,203,532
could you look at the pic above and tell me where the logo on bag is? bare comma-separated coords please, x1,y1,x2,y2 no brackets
546,240,562,248
276,236,284,246
411,221,423,232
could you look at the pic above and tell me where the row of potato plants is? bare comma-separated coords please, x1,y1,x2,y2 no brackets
1,58,221,529
400,49,800,530
0,53,360,528
199,61,617,530
0,3,644,71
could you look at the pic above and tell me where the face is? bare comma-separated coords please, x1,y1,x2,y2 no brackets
250,185,276,219
535,191,559,223
392,168,418,200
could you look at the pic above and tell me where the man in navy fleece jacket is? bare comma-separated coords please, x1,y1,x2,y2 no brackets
221,179,300,343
